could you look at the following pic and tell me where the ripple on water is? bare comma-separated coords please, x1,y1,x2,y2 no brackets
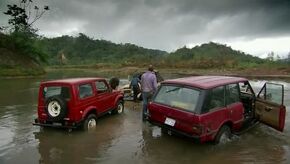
0,127,15,157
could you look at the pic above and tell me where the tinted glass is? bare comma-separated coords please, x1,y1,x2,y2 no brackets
154,85,200,112
204,86,225,111
239,82,254,95
95,81,108,93
259,83,283,105
43,86,70,99
79,84,93,99
226,83,240,105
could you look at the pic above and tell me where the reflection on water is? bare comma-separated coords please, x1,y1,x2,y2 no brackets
0,71,289,164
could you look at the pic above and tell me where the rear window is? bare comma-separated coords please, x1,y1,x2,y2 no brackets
153,85,200,112
43,86,70,99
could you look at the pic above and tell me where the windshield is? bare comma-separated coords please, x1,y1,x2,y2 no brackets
153,85,200,113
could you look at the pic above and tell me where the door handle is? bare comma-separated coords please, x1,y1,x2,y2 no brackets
265,107,273,112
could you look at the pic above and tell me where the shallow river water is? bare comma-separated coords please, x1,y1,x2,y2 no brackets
0,70,290,164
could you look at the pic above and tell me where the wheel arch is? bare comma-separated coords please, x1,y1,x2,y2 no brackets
82,106,98,120
220,120,233,132
114,95,124,107
214,120,233,138
213,121,233,144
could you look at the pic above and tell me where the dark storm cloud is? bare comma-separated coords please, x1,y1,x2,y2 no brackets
1,0,290,51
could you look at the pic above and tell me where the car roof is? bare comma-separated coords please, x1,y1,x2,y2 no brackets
162,76,248,89
41,77,105,85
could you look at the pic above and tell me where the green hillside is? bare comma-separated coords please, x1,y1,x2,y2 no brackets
38,33,167,66
37,34,268,70
165,42,264,69
1,32,289,77
0,33,45,76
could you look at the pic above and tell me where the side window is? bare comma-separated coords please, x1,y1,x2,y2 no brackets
95,81,109,93
226,83,240,105
258,83,284,105
79,84,93,99
204,86,225,112
239,81,254,95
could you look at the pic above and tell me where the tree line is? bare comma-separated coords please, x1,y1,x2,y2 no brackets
1,0,289,71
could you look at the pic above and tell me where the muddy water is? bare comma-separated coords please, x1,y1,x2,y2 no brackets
0,71,290,164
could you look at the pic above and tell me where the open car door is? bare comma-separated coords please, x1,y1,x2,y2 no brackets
255,83,286,132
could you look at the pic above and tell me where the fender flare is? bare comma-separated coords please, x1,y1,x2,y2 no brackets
207,120,233,140
215,120,233,134
82,106,97,120
114,95,124,107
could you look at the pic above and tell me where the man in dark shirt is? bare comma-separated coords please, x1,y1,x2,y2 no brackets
129,74,140,102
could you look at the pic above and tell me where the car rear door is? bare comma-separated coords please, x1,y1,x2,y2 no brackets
149,85,202,135
255,83,286,132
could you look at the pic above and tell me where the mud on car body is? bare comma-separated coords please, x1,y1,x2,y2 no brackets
147,76,286,144
33,77,124,130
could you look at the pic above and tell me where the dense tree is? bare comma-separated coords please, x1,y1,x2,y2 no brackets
2,0,49,33
1,0,49,63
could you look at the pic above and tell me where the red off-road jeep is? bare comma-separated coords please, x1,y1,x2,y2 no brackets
33,77,124,130
148,76,286,144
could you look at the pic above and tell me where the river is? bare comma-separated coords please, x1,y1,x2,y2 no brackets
0,70,289,164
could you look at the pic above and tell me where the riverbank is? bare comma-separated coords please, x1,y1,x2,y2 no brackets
45,65,290,80
1,63,290,79
0,67,45,77
0,46,46,78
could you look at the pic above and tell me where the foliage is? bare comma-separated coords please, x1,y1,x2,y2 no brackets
36,33,167,65
165,42,265,69
3,0,49,32
1,0,49,64
35,35,285,70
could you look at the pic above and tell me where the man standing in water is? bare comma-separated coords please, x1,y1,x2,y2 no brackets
141,65,157,121
129,74,140,102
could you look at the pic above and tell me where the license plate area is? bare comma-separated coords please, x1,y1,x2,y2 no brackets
164,117,176,126
52,122,62,126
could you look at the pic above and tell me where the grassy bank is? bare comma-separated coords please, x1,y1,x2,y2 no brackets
45,64,290,79
0,66,45,77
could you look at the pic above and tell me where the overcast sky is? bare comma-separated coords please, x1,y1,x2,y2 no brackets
1,0,290,58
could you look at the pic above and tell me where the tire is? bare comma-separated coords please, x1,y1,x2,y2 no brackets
45,96,67,121
214,125,232,144
113,101,124,114
82,114,97,131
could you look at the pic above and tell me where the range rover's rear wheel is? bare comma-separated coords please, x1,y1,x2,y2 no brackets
214,125,232,144
83,114,97,131
45,96,67,121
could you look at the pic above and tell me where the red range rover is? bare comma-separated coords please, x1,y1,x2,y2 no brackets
148,76,286,144
33,77,124,130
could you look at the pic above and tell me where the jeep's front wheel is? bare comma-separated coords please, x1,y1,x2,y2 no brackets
45,96,67,121
113,101,124,114
83,114,97,131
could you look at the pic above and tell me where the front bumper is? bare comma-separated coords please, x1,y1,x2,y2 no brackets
147,118,202,143
32,118,79,129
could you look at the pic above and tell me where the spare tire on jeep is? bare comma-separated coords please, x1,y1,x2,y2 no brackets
45,96,67,121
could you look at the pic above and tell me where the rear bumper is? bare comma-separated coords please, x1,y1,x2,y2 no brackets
147,118,202,143
32,118,79,129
